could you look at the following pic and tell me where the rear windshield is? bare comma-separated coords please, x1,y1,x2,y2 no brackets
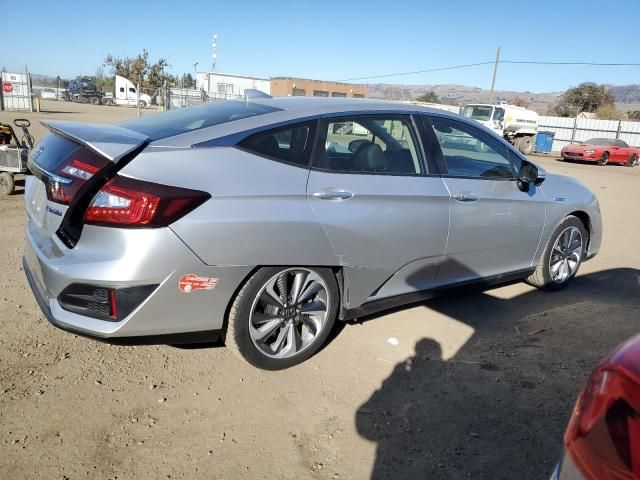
584,138,614,146
121,101,282,140
30,133,79,171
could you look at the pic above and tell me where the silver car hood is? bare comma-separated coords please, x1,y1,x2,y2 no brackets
41,120,149,162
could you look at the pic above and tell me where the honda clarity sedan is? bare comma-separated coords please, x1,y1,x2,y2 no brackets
23,96,602,369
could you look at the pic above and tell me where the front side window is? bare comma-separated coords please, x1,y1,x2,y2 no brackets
315,116,423,175
430,117,516,179
237,122,315,167
614,139,628,147
461,105,494,122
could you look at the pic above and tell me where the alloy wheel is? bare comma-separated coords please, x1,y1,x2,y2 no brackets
549,226,583,283
249,268,330,359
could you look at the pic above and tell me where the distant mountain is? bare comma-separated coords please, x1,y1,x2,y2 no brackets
368,83,640,113
608,84,640,103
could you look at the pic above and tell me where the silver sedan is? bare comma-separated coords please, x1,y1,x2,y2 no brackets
23,96,602,369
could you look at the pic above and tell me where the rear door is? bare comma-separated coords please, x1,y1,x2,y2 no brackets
423,115,546,283
306,114,450,307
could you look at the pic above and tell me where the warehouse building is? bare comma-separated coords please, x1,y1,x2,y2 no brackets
270,77,367,98
195,72,270,99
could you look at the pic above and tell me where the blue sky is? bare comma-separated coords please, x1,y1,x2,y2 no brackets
6,0,639,93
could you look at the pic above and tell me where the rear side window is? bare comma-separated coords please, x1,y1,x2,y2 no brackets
314,115,424,175
237,122,316,168
122,101,282,140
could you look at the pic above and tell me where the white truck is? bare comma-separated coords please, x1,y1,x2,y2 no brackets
461,103,539,154
102,75,152,108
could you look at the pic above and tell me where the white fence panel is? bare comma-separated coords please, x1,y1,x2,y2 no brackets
0,72,33,111
539,115,640,151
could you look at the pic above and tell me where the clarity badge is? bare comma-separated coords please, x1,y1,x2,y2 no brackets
178,274,219,293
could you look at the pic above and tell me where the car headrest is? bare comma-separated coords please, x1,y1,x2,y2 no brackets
354,142,385,172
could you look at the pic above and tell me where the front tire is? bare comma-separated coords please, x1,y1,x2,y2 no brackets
225,267,339,370
526,216,587,290
598,152,609,165
626,154,638,167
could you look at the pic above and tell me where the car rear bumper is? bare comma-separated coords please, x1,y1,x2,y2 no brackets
551,452,585,480
23,221,253,340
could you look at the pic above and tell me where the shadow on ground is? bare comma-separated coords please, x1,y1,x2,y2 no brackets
355,268,640,479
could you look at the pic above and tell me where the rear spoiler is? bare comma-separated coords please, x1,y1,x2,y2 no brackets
41,120,149,162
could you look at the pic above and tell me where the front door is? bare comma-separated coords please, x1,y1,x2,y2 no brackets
424,115,546,283
307,114,450,307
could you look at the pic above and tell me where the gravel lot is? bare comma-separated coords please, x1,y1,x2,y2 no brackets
1,101,639,479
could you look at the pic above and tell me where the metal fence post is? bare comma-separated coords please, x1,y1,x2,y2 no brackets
571,115,578,143
616,117,622,140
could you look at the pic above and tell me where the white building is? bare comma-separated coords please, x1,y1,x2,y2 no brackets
195,72,270,99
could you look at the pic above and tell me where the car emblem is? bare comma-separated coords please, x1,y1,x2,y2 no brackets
45,205,63,216
32,145,44,161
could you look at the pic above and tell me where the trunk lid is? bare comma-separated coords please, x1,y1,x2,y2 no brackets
26,120,148,239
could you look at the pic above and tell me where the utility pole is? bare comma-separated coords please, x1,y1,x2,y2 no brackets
489,47,500,104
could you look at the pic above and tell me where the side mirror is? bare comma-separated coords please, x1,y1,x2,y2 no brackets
517,162,545,191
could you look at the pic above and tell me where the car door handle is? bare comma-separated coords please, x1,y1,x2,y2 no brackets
453,192,479,202
312,190,354,200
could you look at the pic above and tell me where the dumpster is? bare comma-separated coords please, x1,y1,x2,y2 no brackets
534,131,555,154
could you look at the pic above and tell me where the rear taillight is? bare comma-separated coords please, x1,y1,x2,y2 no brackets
45,149,110,204
84,175,210,228
564,335,640,479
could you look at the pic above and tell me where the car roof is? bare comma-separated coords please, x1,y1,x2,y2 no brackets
148,97,462,148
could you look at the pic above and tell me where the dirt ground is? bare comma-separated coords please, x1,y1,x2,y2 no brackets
1,101,640,480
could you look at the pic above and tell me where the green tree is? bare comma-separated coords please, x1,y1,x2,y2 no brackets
555,82,614,117
415,91,440,103
104,49,170,90
180,73,195,88
94,66,113,93
594,104,621,120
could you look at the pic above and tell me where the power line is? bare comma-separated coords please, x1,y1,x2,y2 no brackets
339,61,494,82
339,60,640,82
503,60,640,66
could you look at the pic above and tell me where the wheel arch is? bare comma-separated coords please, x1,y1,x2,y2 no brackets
567,210,592,244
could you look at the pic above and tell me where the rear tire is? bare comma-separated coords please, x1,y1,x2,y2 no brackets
90,97,100,105
526,215,587,290
225,267,339,370
518,136,534,155
598,152,609,165
0,172,15,195
626,154,638,167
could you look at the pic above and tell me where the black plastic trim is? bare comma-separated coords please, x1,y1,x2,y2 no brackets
23,257,219,346
342,267,535,321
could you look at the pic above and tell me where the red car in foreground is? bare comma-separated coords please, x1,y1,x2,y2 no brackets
552,333,640,479
561,138,639,167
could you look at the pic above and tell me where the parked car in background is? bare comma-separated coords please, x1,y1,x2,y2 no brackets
39,87,63,100
561,138,639,167
552,333,640,479
23,97,602,370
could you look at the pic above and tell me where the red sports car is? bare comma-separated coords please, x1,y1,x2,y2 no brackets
561,138,639,167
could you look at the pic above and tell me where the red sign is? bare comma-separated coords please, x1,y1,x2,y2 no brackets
2,83,13,94
178,274,219,293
